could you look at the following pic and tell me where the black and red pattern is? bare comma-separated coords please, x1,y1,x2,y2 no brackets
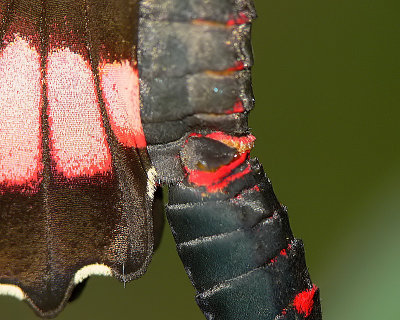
0,0,321,319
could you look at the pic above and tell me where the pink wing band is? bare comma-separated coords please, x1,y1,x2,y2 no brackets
0,35,145,189
99,60,146,149
47,47,112,178
0,36,42,190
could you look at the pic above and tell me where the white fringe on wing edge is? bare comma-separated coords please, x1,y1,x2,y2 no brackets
146,167,157,199
0,284,26,300
73,263,113,285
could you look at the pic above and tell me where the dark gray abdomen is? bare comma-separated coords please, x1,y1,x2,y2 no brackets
138,1,322,319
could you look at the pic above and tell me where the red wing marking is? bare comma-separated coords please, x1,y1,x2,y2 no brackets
0,36,42,191
99,60,146,148
47,48,112,178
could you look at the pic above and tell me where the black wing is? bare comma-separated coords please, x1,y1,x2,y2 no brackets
0,0,155,317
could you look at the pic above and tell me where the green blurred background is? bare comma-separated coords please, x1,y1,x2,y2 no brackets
1,0,398,319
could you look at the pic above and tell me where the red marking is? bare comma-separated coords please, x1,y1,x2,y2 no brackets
184,132,255,192
227,12,250,26
47,48,112,178
186,132,255,149
227,61,245,72
188,133,203,138
207,164,251,192
293,285,318,317
185,132,203,145
235,185,260,199
0,36,42,192
269,242,293,264
205,131,255,148
99,60,146,148
187,152,249,187
225,99,245,114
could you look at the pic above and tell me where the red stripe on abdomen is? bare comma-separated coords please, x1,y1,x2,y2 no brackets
0,36,42,191
47,48,112,178
99,61,146,148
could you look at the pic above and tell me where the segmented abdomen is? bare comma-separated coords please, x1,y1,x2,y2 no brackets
138,0,322,319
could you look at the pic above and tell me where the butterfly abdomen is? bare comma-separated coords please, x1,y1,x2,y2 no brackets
139,0,322,318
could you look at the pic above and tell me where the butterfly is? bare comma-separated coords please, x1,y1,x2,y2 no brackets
0,0,321,318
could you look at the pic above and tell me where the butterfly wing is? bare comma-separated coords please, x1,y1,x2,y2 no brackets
0,0,155,317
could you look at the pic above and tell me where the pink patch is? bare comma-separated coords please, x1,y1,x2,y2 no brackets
47,48,112,178
293,285,318,317
99,60,146,148
0,36,42,191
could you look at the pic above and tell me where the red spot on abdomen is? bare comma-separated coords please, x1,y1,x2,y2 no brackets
187,152,249,190
99,60,146,148
227,12,250,26
0,36,42,191
293,285,318,317
184,132,255,192
228,61,245,72
47,48,112,178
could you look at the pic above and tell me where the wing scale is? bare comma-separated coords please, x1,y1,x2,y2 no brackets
0,0,155,317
